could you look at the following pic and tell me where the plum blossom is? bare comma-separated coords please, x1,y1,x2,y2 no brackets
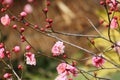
3,0,13,4
113,42,120,54
56,63,78,80
111,0,117,6
110,18,118,29
0,48,5,59
55,72,68,80
107,0,118,10
51,41,65,56
24,4,33,13
66,64,78,77
25,52,36,66
27,0,34,3
92,56,105,67
57,63,67,74
1,14,10,26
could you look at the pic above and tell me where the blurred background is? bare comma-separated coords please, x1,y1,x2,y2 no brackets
0,0,120,80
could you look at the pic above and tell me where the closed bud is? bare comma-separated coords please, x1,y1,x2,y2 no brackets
43,8,48,13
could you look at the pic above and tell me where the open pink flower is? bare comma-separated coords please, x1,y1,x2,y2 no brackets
56,63,78,80
0,48,5,59
66,64,78,77
24,4,33,13
111,0,117,6
55,72,68,80
57,63,67,74
114,42,120,54
108,0,118,11
110,18,118,29
3,0,13,4
1,14,10,26
51,41,65,56
25,52,36,66
92,56,105,67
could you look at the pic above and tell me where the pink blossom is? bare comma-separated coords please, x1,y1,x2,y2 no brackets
27,0,34,3
111,0,117,6
13,46,20,53
66,64,78,77
108,0,118,10
24,4,33,13
57,63,67,74
25,52,36,66
20,11,27,17
51,41,65,56
3,0,13,4
3,73,11,79
92,56,105,67
1,14,10,26
56,63,78,80
55,72,68,80
110,18,118,29
0,48,5,59
114,42,120,54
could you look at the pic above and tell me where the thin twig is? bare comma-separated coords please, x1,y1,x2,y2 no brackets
87,17,102,36
2,59,21,80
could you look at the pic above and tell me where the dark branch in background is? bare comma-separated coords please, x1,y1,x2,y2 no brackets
104,4,112,42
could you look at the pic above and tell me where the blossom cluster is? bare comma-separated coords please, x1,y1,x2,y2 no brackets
55,63,78,80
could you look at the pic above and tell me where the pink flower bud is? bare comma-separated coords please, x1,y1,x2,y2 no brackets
12,24,17,29
3,73,11,79
13,46,20,53
43,8,48,13
20,27,25,33
18,64,23,70
46,1,51,6
6,51,11,58
34,25,38,29
20,11,27,17
26,45,31,50
0,48,5,59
